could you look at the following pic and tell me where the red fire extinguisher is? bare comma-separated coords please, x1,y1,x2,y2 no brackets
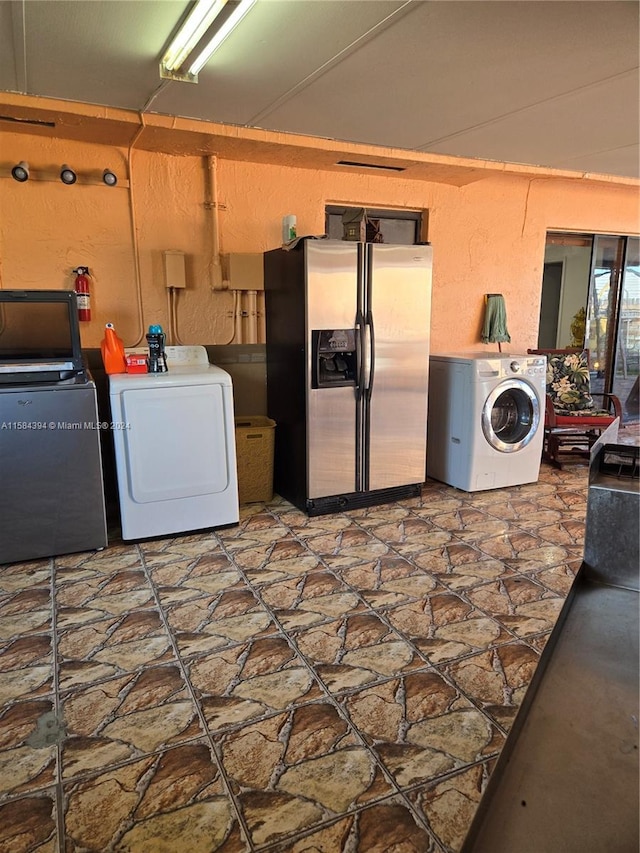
73,266,91,321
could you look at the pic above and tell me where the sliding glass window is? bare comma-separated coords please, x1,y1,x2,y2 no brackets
540,231,639,423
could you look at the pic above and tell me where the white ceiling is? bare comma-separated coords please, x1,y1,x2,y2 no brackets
1,0,638,179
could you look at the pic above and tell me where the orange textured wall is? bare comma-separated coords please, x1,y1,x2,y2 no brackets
1,129,638,352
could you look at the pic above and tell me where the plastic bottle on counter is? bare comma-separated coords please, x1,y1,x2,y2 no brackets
146,324,168,373
101,323,127,374
282,215,297,244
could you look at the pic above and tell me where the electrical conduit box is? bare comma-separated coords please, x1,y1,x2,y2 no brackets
222,253,264,290
163,251,186,288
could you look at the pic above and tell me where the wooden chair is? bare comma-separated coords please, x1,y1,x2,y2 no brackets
527,348,622,468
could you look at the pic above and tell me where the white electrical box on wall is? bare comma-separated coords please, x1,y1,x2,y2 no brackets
163,250,186,289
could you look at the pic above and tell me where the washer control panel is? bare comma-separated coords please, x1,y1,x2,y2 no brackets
509,356,546,377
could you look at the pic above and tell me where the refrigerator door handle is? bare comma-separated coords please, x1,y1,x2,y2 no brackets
355,308,366,491
355,309,365,402
364,312,375,397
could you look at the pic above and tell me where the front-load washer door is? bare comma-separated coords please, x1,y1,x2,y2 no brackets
120,384,229,502
481,379,540,453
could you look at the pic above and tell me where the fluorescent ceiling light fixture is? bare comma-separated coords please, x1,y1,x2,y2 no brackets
161,0,227,73
160,0,256,82
188,0,256,75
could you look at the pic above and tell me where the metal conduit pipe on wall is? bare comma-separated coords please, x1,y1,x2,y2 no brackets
205,154,235,344
257,290,266,344
206,155,224,292
234,290,243,343
245,290,258,344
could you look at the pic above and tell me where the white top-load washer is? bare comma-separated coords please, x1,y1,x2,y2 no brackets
109,345,239,540
427,352,547,492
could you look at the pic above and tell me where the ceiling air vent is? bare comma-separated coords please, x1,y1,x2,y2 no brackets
336,160,406,172
0,115,55,128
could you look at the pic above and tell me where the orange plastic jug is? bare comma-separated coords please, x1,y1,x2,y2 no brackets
101,323,127,374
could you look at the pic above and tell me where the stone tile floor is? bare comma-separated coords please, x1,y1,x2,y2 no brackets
1,429,638,852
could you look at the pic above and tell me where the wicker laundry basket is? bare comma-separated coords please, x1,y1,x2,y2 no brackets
234,417,276,503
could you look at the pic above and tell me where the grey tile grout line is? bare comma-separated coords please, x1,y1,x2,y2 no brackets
132,540,257,853
209,521,447,852
49,556,67,853
254,785,452,853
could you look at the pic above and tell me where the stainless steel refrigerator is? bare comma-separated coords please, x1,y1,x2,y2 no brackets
265,239,432,515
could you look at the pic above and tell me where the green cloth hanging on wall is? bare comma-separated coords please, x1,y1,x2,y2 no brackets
481,294,511,343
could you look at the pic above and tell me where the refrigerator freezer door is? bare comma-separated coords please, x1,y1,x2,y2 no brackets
366,244,431,490
306,241,360,499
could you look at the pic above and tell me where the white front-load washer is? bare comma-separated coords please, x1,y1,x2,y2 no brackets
109,346,239,540
427,353,547,491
